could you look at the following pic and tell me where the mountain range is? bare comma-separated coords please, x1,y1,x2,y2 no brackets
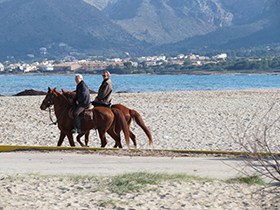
0,0,279,61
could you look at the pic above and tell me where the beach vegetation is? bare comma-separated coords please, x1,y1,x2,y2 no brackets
107,172,211,194
226,175,266,185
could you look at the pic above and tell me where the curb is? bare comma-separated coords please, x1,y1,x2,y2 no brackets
0,145,279,156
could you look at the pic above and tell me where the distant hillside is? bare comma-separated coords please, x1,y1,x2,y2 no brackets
0,0,279,61
0,0,145,60
83,0,115,10
103,0,233,45
219,0,269,24
150,0,280,54
103,0,279,48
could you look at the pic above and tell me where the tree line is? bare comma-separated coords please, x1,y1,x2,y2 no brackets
106,57,280,75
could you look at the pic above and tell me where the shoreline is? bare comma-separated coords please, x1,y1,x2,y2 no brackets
1,87,280,97
1,74,280,96
1,70,280,76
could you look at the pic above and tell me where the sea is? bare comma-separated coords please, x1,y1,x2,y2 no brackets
1,74,280,96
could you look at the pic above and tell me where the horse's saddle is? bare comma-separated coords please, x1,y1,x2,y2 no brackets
68,104,94,120
83,104,94,120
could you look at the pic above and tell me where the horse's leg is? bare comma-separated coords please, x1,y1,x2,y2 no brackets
107,129,122,148
76,133,85,147
84,131,90,147
57,131,66,146
127,121,137,148
66,132,75,147
111,108,130,148
98,129,107,147
129,130,137,148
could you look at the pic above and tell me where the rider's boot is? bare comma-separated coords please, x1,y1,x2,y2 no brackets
73,116,82,134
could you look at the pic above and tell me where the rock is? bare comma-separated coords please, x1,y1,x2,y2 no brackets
116,91,130,93
13,89,47,96
89,89,97,94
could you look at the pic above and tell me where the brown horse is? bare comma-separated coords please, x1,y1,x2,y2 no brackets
40,87,130,148
62,90,153,148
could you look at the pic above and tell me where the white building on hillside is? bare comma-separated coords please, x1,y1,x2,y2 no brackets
214,53,227,60
0,63,4,71
42,64,54,71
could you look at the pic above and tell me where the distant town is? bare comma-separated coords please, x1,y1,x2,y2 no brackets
0,52,280,75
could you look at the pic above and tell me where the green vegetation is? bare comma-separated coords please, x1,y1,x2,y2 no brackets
4,172,267,193
226,175,266,185
2,53,280,75
107,172,209,194
107,173,268,195
109,57,280,75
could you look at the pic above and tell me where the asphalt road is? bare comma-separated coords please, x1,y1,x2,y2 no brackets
0,151,252,180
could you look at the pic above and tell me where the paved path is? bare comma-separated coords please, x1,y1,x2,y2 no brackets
0,151,252,180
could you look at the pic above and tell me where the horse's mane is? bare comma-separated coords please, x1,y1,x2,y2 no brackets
48,87,61,95
48,88,73,106
61,89,76,105
62,89,75,96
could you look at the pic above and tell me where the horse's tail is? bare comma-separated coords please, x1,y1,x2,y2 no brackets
112,108,130,148
130,109,153,145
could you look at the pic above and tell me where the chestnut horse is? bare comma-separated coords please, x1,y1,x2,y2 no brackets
40,87,130,148
62,90,153,147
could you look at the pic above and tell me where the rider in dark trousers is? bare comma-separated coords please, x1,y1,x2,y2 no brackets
73,74,90,134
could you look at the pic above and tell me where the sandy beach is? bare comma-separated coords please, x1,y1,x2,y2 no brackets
0,89,280,209
1,89,280,151
0,172,278,210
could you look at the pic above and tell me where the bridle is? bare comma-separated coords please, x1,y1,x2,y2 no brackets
48,106,57,125
46,91,71,125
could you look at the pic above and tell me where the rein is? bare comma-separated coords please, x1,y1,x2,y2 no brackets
48,105,68,125
48,92,73,125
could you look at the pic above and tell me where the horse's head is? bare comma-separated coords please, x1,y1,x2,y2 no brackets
40,87,60,110
62,89,76,105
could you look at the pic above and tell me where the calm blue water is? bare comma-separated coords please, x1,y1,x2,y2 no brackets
1,74,280,96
